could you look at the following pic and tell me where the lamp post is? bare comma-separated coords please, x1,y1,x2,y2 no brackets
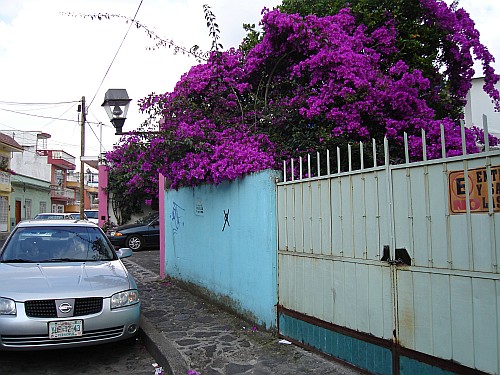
101,89,131,135
79,96,86,220
98,89,131,227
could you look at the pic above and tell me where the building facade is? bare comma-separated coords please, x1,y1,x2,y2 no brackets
9,132,52,225
464,76,500,136
0,132,23,239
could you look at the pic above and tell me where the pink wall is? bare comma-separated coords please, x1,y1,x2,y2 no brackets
159,173,165,278
98,164,108,227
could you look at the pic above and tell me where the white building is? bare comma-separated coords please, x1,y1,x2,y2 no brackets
464,76,500,137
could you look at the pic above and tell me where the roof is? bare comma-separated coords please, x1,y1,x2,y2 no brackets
16,219,97,227
0,132,23,152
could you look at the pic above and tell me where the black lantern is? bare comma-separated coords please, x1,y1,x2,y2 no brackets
101,89,131,135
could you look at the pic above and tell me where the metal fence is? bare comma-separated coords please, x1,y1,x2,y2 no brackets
277,122,500,374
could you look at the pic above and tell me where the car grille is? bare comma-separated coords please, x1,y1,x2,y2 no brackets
1,326,124,347
25,298,103,318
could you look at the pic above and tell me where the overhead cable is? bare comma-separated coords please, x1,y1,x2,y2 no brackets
87,0,144,110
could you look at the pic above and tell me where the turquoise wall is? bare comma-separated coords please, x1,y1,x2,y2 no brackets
164,170,280,328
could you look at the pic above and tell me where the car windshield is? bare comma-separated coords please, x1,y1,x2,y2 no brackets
136,212,159,224
0,226,117,263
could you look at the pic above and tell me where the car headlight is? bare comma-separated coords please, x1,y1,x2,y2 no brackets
0,297,16,315
111,231,123,237
110,290,139,309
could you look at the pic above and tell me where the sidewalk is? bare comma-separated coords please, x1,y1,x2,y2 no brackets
124,250,363,375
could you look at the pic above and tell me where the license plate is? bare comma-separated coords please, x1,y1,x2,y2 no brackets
49,320,83,339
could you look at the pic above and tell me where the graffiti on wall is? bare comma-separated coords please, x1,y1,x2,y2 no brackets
222,209,230,231
170,202,185,233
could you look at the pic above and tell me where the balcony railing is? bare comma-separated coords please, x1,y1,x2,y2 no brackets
0,171,10,185
51,187,75,200
51,151,76,165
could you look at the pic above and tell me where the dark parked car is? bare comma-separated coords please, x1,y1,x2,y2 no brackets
107,212,160,251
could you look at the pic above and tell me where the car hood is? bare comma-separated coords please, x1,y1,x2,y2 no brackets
0,261,133,301
115,223,145,232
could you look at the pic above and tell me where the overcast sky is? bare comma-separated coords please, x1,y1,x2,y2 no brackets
0,0,498,168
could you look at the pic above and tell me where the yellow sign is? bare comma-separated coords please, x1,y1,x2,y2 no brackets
449,166,500,214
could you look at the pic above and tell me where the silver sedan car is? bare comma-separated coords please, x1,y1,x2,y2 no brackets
0,220,140,350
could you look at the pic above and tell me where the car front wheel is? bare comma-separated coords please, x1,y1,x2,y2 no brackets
126,235,143,251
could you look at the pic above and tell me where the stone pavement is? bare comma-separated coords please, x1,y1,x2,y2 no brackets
124,250,364,375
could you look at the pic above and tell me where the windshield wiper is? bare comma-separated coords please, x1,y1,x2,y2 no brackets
1,259,36,263
45,258,82,262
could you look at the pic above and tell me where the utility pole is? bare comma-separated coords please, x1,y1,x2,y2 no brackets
80,96,86,220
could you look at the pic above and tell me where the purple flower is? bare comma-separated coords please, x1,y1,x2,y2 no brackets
107,1,499,201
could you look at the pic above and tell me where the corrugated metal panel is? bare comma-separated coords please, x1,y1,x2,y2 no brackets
472,277,498,374
278,252,394,340
277,185,288,251
277,134,500,374
397,269,500,373
449,275,474,367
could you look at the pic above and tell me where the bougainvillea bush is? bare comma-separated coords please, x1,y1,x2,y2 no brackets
106,0,499,220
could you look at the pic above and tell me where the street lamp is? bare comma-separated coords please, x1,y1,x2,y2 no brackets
101,89,131,135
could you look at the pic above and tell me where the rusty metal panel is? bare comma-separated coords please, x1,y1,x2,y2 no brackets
449,215,471,270
391,168,413,262
278,251,393,339
397,268,500,374
332,258,347,326
472,277,499,374
449,275,474,367
277,147,500,374
309,181,321,255
330,176,343,256
368,263,393,339
291,183,304,253
351,173,367,259
471,214,496,272
336,175,355,258
396,268,415,349
318,179,333,256
302,182,313,254
406,167,429,267
364,170,389,260
277,185,288,251
426,165,450,269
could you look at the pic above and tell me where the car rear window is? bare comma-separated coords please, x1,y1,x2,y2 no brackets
34,214,65,220
85,211,98,219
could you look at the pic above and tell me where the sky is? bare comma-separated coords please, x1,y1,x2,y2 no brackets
0,0,499,170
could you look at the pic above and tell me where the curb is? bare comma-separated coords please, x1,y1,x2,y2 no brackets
139,314,189,375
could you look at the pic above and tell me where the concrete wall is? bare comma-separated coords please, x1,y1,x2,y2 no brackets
10,145,51,181
465,77,500,136
163,170,280,328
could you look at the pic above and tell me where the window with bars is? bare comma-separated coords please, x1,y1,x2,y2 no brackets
0,196,8,232
0,155,8,170
25,199,32,219
40,201,47,213
0,172,10,185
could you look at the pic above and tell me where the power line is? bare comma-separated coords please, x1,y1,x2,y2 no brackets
0,100,80,105
1,0,145,138
39,103,79,130
0,107,103,126
0,107,79,123
87,0,144,110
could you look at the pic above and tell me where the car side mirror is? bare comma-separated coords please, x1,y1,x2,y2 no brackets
116,248,133,259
